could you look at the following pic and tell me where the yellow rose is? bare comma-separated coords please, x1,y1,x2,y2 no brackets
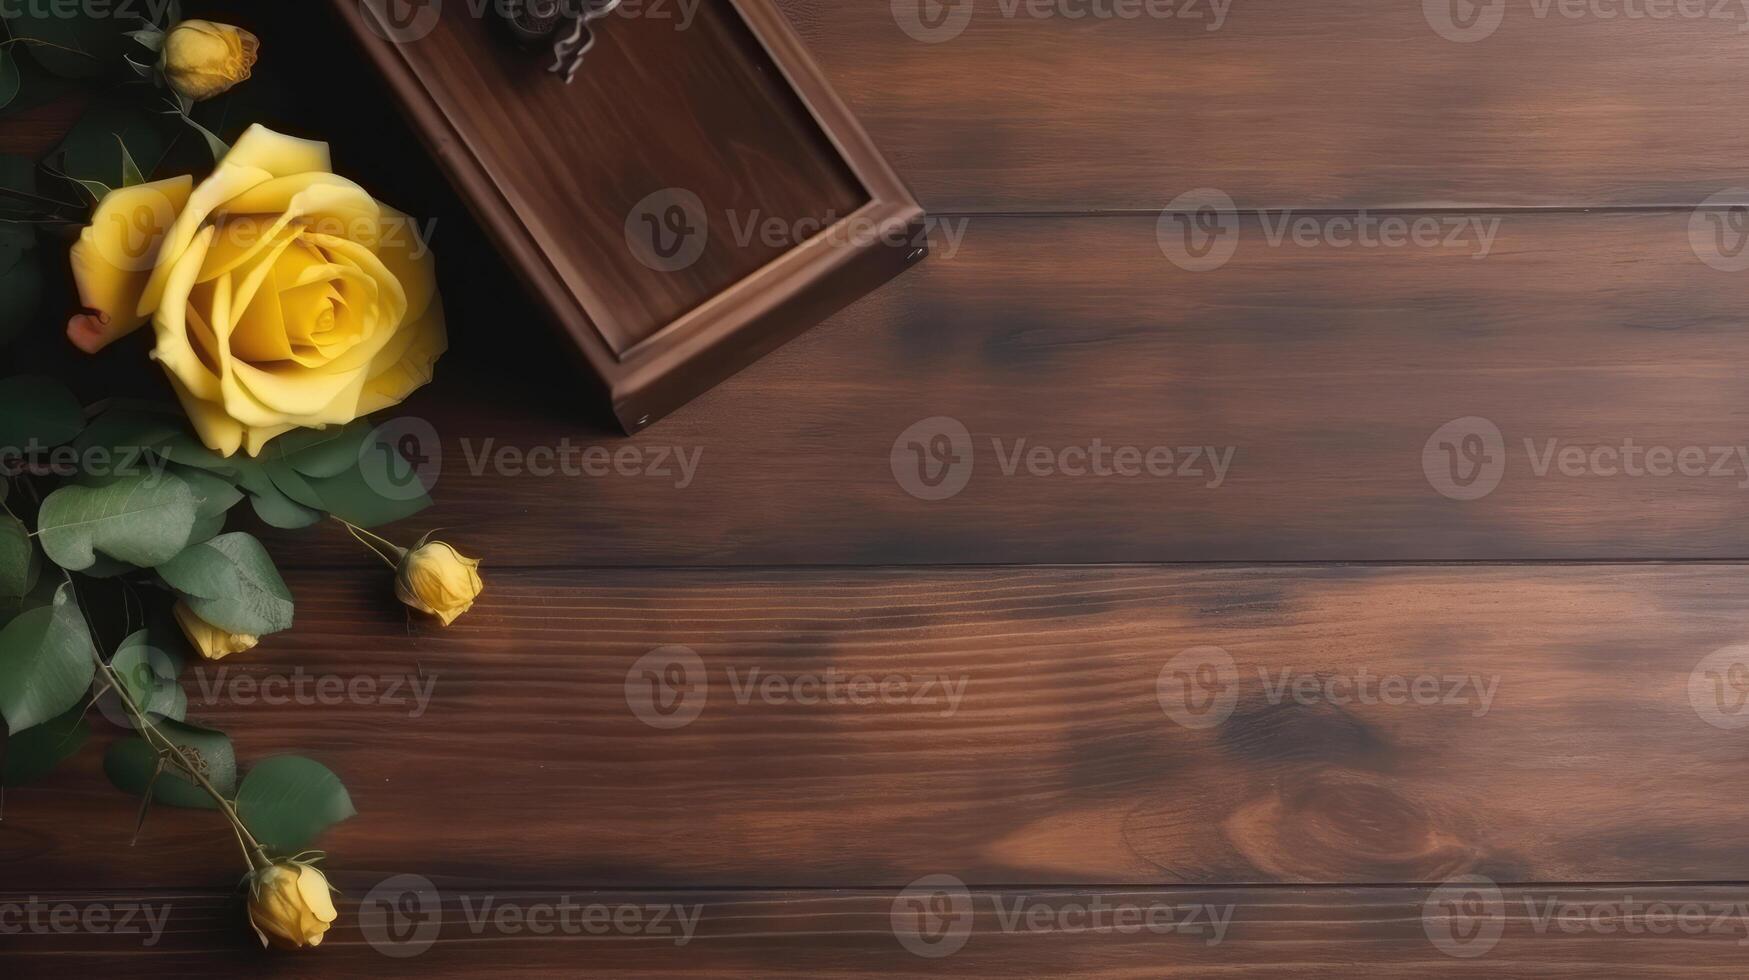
173,601,258,660
162,20,259,102
395,540,483,626
247,861,338,949
67,124,447,456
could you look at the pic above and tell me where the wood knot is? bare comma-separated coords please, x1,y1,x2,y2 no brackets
1222,768,1482,880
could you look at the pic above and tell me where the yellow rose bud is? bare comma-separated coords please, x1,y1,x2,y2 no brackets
161,20,259,102
247,861,338,949
395,541,483,626
173,601,258,661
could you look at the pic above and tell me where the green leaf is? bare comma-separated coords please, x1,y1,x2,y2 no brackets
0,375,83,452
171,465,244,520
0,512,39,598
150,430,240,478
124,28,165,54
0,156,40,252
0,586,96,734
235,756,356,854
9,5,138,80
247,487,323,530
51,98,173,188
103,718,234,810
232,460,322,529
2,705,89,786
0,48,19,114
0,49,75,114
306,449,433,529
155,532,293,636
116,134,143,188
0,254,43,346
178,112,229,164
109,629,185,724
72,408,183,481
0,572,59,630
269,422,372,480
37,472,199,571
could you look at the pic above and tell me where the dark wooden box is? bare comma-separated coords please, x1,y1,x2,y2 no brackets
334,0,926,433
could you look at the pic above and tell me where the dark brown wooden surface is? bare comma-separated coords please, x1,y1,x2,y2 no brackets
7,563,1749,893
779,0,1749,212
6,0,1749,975
9,883,1749,976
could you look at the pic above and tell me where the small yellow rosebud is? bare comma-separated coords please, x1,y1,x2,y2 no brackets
161,20,259,102
247,861,338,949
395,541,483,626
173,601,258,661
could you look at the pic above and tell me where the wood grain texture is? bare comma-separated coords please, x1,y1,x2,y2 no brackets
7,883,1749,976
5,564,1748,890
241,209,1749,567
777,0,1749,211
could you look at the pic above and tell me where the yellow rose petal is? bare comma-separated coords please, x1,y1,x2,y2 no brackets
223,124,332,178
66,176,193,350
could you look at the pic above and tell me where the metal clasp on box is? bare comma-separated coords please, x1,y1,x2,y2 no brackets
499,0,623,84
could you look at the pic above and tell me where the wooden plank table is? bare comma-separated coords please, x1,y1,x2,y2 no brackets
5,0,1749,974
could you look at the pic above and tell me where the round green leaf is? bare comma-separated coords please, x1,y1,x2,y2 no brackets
235,756,356,855
2,704,89,786
103,719,235,810
109,630,186,725
37,472,199,571
0,512,39,598
155,532,293,636
0,586,96,734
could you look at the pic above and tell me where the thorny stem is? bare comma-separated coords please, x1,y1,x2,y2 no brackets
73,586,271,872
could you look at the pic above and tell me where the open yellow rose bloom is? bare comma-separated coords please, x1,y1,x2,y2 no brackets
68,125,447,457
